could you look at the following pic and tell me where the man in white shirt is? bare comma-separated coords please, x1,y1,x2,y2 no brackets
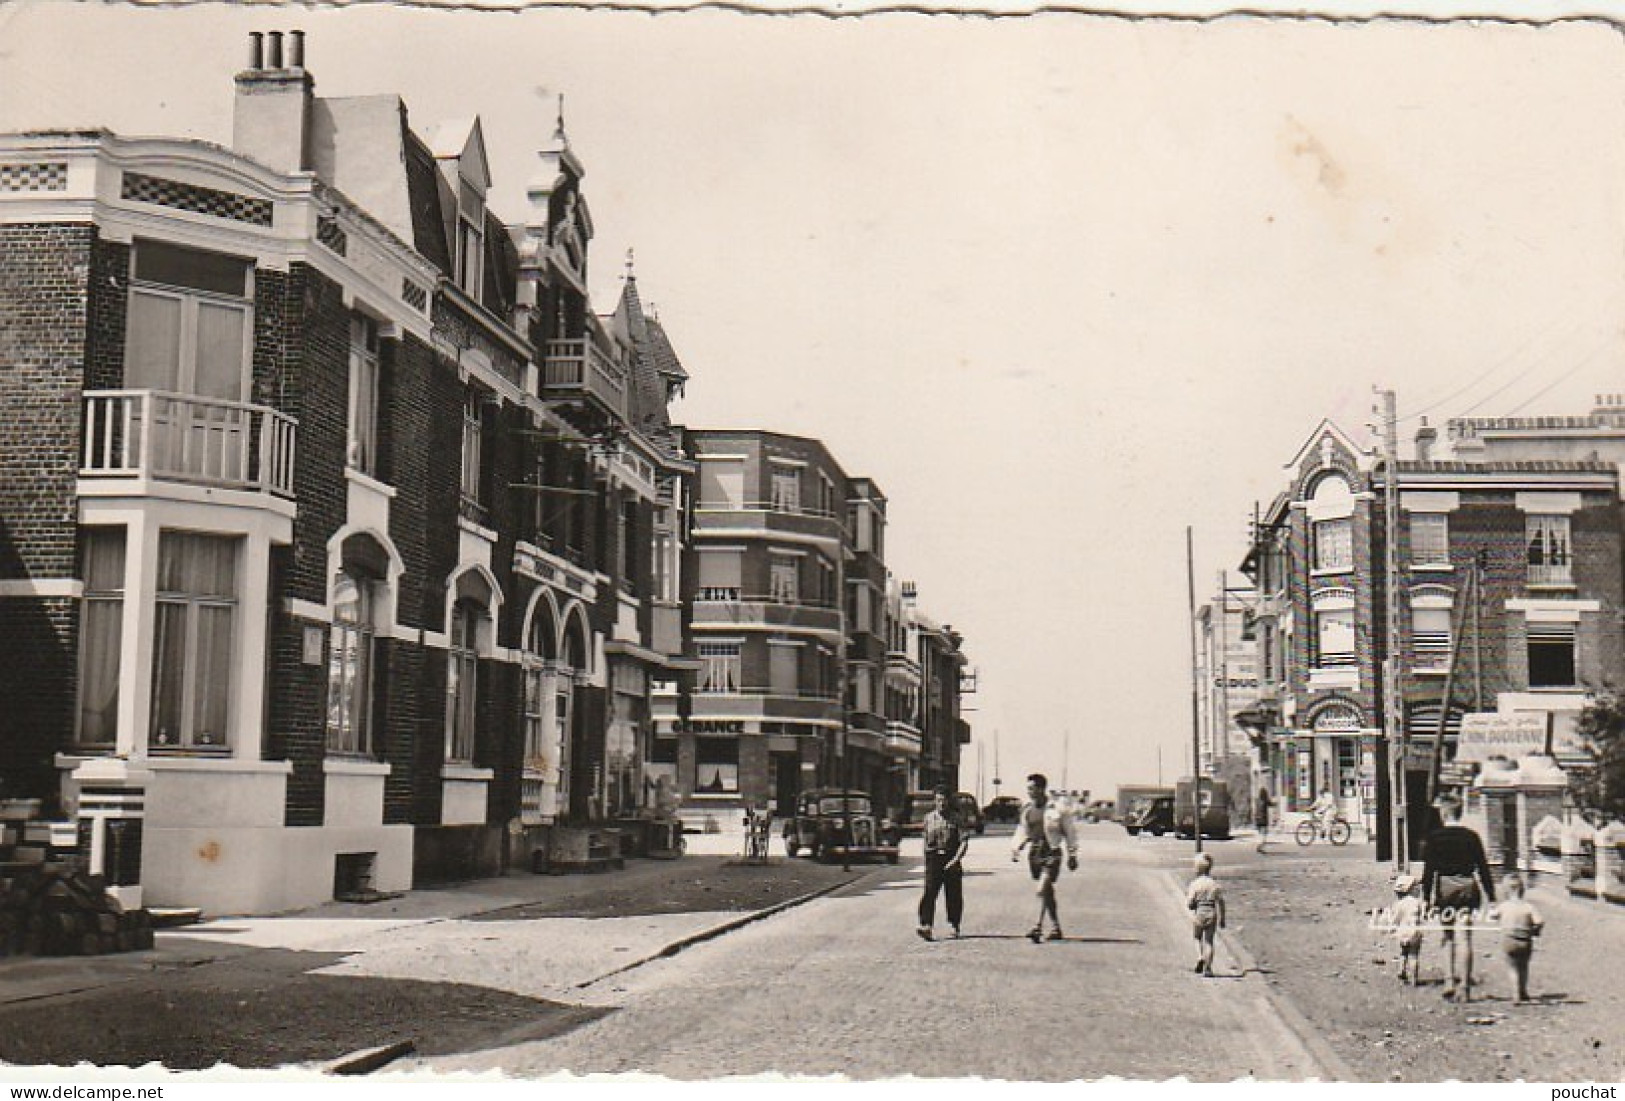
1010,772,1079,942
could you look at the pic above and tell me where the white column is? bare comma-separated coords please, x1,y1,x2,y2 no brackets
233,535,273,759
117,512,161,759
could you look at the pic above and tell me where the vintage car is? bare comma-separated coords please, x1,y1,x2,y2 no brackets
983,795,1023,823
782,789,900,864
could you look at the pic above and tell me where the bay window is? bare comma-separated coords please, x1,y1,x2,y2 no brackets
77,528,126,748
150,533,238,750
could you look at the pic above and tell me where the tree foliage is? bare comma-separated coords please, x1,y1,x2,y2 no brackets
1571,691,1625,823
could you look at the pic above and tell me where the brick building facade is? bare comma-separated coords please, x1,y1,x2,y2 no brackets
1242,417,1624,852
0,33,691,914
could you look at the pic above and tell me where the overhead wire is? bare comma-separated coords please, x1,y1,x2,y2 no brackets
1397,305,1581,426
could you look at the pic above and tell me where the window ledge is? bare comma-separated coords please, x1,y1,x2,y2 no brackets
440,765,494,782
345,466,397,498
1310,567,1355,580
1409,563,1454,573
324,757,390,777
457,515,499,543
145,757,294,775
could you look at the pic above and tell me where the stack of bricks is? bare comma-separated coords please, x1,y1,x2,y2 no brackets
0,804,154,958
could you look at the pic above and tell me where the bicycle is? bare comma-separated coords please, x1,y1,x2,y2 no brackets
1295,814,1352,847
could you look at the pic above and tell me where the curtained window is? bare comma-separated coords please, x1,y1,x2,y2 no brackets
77,529,126,747
325,571,377,755
150,533,238,750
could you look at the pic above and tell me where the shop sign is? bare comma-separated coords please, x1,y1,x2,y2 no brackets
671,719,745,735
1456,713,1548,762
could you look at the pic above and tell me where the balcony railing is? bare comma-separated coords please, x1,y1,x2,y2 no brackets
82,390,296,498
1528,562,1573,587
691,592,843,634
543,338,627,418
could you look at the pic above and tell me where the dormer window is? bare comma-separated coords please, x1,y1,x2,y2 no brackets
455,180,485,302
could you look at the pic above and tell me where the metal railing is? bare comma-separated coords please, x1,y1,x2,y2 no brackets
82,390,296,497
1528,562,1573,587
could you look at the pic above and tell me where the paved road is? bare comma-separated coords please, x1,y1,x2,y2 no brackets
413,824,1327,1080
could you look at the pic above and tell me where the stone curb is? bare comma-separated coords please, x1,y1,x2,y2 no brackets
1159,869,1355,1082
573,873,863,990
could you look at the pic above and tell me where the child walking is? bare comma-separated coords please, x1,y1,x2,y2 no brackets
1390,874,1425,986
1186,853,1226,976
1489,874,1544,1003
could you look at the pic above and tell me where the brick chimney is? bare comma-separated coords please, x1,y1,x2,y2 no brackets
1414,416,1436,461
233,31,314,174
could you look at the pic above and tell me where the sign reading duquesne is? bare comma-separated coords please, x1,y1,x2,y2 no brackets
1454,712,1549,762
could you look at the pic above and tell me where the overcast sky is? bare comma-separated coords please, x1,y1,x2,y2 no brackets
4,3,1623,800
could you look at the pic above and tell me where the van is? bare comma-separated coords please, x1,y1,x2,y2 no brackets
1174,777,1231,840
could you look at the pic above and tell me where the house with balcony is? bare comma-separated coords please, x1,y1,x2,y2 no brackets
1241,418,1623,853
0,32,692,914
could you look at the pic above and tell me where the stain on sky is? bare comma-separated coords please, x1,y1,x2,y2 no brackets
1283,114,1346,194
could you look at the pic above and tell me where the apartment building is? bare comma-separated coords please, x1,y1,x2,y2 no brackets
0,33,689,914
673,432,971,823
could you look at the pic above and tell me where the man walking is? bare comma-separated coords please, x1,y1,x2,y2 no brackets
1010,772,1079,942
917,786,969,941
1421,794,1496,1002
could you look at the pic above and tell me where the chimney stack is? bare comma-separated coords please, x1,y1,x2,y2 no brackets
1414,416,1436,462
232,30,314,174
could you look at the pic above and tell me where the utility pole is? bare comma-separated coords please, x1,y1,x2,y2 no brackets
1218,570,1231,773
1375,388,1407,869
1187,526,1204,855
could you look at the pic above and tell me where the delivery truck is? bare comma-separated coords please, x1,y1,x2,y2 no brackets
1174,777,1231,840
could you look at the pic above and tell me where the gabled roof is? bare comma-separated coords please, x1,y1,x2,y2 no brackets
426,116,490,192
1281,418,1368,474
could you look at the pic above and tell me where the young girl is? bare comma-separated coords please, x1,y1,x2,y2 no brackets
1186,853,1226,976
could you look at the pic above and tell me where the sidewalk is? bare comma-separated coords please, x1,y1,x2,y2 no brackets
1201,834,1625,1081
0,845,861,1073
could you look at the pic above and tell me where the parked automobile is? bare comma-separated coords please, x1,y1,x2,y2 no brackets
895,791,937,838
983,795,1023,823
1124,795,1174,836
954,793,985,835
782,789,900,863
1082,799,1116,823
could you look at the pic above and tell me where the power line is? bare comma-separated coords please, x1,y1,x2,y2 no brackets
1398,306,1580,426
1500,335,1615,417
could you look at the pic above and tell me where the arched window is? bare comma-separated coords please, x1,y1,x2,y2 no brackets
446,598,482,763
326,570,378,755
445,567,495,766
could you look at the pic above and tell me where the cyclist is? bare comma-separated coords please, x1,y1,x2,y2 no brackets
1311,787,1339,837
